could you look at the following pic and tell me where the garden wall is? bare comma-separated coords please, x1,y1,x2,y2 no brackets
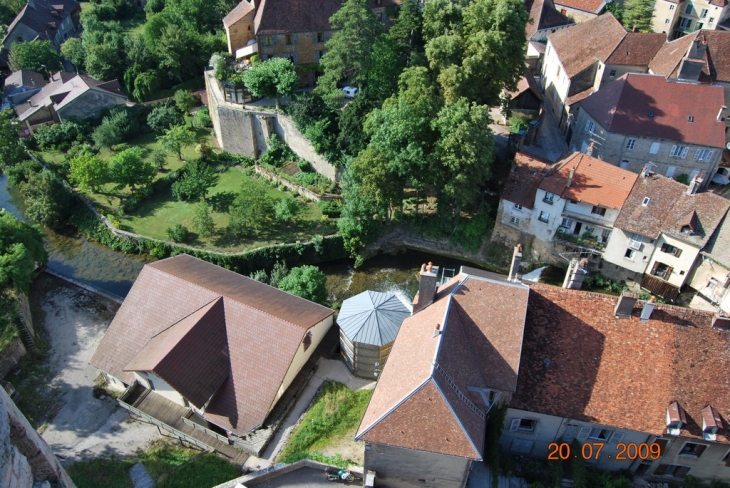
253,165,340,202
0,339,26,381
205,71,338,181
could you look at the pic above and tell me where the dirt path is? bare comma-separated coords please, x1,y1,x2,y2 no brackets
33,275,161,463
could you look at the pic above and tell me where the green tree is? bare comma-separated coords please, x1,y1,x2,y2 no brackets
150,148,168,171
3,0,26,14
337,169,379,257
8,40,63,76
148,103,184,133
315,0,384,104
83,32,127,81
350,146,404,221
424,0,529,105
158,125,196,160
174,90,198,123
91,123,123,150
277,265,328,305
192,200,215,237
130,70,161,102
228,178,274,237
605,2,624,24
274,195,301,223
61,38,85,70
0,2,14,25
0,109,29,171
171,160,219,201
388,0,426,65
622,0,654,33
0,210,48,292
19,170,73,229
109,148,156,190
192,107,212,128
269,261,289,287
69,154,110,192
242,58,299,110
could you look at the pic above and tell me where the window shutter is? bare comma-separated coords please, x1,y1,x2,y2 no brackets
576,427,591,442
661,243,668,252
273,34,278,46
674,248,682,258
666,266,674,279
609,432,625,445
694,148,702,160
325,31,330,41
681,147,689,158
670,145,677,156
651,262,660,274
292,53,298,65
293,33,298,45
695,444,707,457
510,419,521,432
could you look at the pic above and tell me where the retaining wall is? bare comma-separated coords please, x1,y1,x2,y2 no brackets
0,339,27,380
253,165,340,202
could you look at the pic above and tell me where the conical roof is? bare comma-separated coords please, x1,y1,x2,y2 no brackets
338,290,411,346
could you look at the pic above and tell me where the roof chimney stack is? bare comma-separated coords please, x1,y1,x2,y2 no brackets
562,258,588,290
509,244,522,281
641,165,650,178
640,296,656,322
413,262,439,314
566,167,576,188
585,141,595,157
686,174,703,195
614,291,638,318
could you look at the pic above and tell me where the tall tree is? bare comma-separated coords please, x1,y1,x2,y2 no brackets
19,171,73,229
243,58,299,110
424,0,529,106
158,125,196,160
8,40,63,77
0,210,48,292
192,200,215,237
69,154,110,192
622,0,654,33
174,90,198,122
61,38,85,70
171,160,219,201
0,109,28,171
316,0,384,105
388,0,426,65
109,148,156,191
228,178,274,237
277,265,328,305
350,146,404,221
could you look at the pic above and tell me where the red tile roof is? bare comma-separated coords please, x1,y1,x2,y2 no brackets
512,284,730,442
648,33,698,78
548,14,626,77
223,0,254,28
579,73,726,148
91,254,333,435
357,274,530,458
502,152,553,210
605,32,666,66
253,0,344,34
524,0,572,39
554,0,605,13
540,152,637,209
507,75,543,100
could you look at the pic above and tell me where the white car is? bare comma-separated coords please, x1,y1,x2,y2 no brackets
342,86,358,98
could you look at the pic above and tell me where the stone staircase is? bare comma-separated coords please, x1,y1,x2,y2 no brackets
16,321,34,351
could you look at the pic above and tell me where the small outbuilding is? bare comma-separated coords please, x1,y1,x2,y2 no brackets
338,290,411,378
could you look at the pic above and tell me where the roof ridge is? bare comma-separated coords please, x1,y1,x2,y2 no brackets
431,379,483,460
355,378,432,440
148,296,222,340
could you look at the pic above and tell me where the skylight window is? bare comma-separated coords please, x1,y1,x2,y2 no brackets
688,116,694,122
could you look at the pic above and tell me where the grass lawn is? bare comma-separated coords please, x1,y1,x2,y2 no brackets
278,381,372,467
67,440,241,488
122,166,334,252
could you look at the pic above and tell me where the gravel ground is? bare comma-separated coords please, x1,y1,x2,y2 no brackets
35,275,161,464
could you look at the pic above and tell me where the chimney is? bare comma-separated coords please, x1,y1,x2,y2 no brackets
718,106,726,122
686,174,703,195
712,314,730,331
641,165,650,178
640,296,656,322
562,258,588,290
614,291,638,318
566,167,575,188
413,262,439,314
585,141,595,157
509,244,522,281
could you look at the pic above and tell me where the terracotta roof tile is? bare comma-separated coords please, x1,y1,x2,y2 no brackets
701,214,730,267
554,0,605,13
502,152,553,210
548,14,626,77
91,254,333,435
605,32,666,66
512,284,730,442
615,172,730,245
539,152,637,209
524,0,572,39
253,0,344,34
507,75,543,100
649,32,699,78
579,73,726,148
223,0,254,28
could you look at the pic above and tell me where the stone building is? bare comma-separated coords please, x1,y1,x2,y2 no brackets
553,0,607,22
572,73,726,183
1,0,80,51
652,0,730,38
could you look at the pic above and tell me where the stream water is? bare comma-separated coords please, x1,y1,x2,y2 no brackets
0,175,489,302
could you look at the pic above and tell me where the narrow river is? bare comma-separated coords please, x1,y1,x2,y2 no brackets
0,176,487,303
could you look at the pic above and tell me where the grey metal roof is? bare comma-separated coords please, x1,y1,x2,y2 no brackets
338,291,411,346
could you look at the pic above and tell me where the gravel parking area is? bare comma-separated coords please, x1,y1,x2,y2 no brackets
33,275,161,463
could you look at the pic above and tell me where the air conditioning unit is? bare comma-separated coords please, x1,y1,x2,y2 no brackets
628,239,642,251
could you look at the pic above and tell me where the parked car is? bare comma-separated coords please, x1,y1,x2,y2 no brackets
342,86,358,98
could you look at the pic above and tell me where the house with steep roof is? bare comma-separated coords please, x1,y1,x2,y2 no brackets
13,71,127,133
90,254,334,453
223,0,399,86
2,70,45,109
0,0,80,67
572,73,726,182
652,0,730,39
602,170,730,300
524,0,572,72
687,214,730,311
356,267,530,488
553,0,607,22
504,284,730,482
541,14,666,136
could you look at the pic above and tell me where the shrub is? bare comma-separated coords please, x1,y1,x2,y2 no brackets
147,103,184,133
509,114,531,134
192,107,212,128
259,134,294,168
320,199,342,218
675,173,690,185
166,224,189,243
150,148,168,171
297,159,311,172
277,265,328,305
171,160,219,201
192,201,215,238
6,159,42,187
274,195,301,223
102,107,140,141
34,120,86,149
91,123,122,150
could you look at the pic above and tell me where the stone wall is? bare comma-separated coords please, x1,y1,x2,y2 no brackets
18,293,34,338
206,71,339,181
0,385,76,487
0,339,27,382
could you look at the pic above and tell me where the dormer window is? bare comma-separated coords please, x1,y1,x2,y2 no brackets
667,402,687,435
681,225,692,234
642,197,650,206
688,116,694,122
702,405,722,440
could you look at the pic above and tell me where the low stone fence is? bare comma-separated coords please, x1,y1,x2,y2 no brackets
253,165,340,202
0,339,27,380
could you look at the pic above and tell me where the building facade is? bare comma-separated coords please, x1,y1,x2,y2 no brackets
652,0,730,38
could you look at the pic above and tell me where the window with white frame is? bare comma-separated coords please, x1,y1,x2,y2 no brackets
624,248,635,260
701,8,708,18
710,17,715,23
538,211,550,223
510,418,538,432
694,148,714,162
670,145,689,158
670,4,674,8
626,138,636,150
560,218,573,229
665,18,670,23
609,69,616,77
510,216,520,225
678,17,692,29
588,427,613,441
685,4,693,14
562,424,579,441
585,120,595,133
591,205,607,216
649,142,660,154
600,229,610,243
543,192,555,204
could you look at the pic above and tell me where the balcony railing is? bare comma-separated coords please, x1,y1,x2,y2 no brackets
555,230,606,250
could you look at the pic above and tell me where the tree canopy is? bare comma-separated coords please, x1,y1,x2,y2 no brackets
228,178,274,237
69,154,110,192
8,40,63,77
158,125,196,160
0,210,48,293
622,0,654,33
243,58,299,110
109,148,156,190
0,109,29,172
171,160,219,201
277,265,328,305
